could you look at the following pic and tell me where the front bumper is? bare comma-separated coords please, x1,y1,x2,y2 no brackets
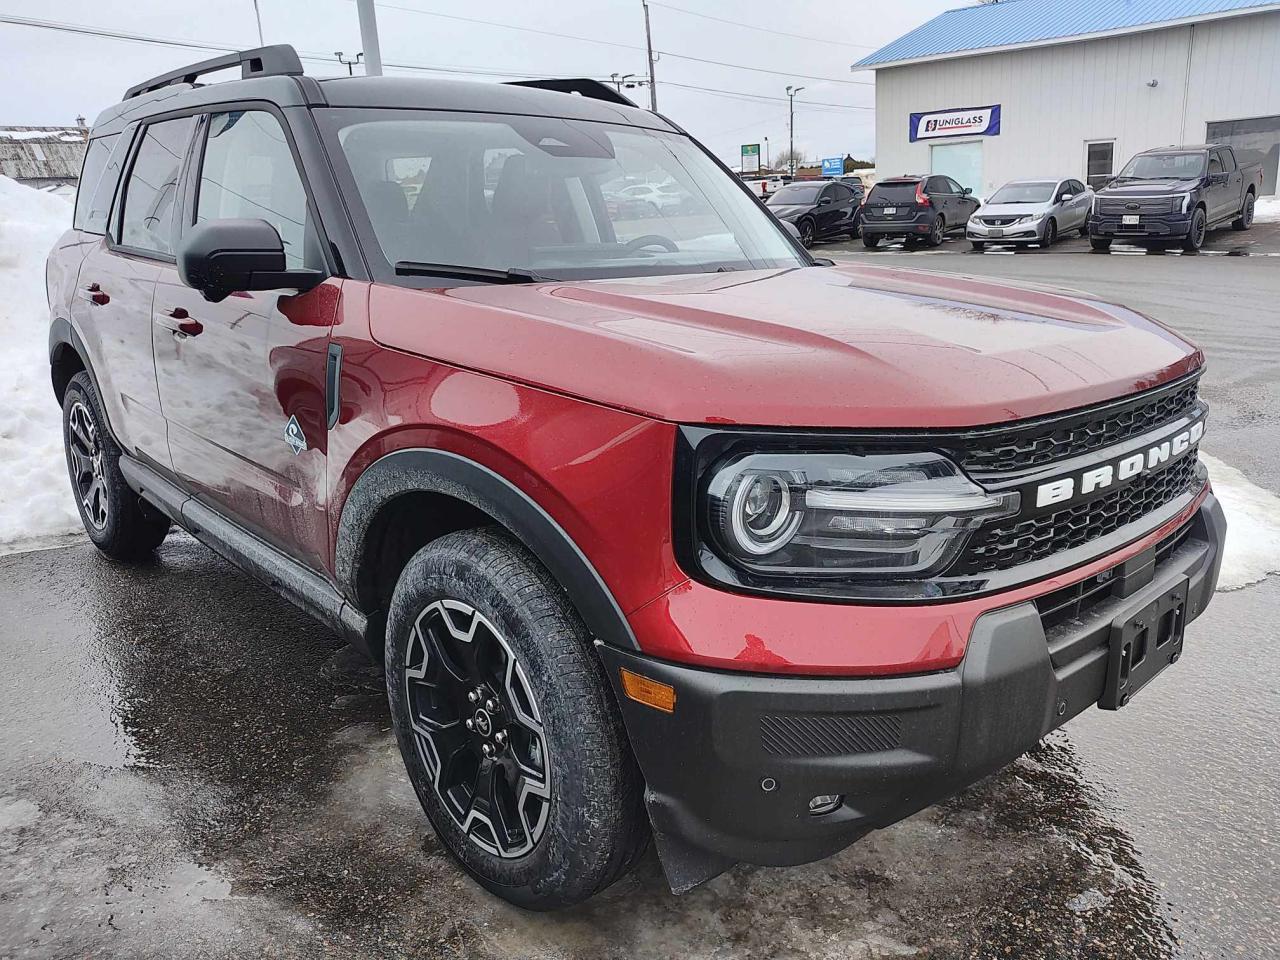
602,494,1224,892
1089,212,1193,240
967,218,1044,242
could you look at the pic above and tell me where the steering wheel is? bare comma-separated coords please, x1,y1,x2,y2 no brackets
622,234,679,253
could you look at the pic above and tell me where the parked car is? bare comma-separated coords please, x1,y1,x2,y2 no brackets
1088,144,1263,251
860,174,980,247
50,44,1225,911
967,178,1093,250
617,182,683,215
765,179,861,246
742,174,785,199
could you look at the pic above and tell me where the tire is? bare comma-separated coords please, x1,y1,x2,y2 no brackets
861,234,880,248
61,371,170,561
1089,237,1112,251
970,240,985,251
1183,208,1207,252
1042,218,1058,247
925,215,945,247
797,218,815,248
1233,192,1255,231
385,527,648,910
1079,224,1089,238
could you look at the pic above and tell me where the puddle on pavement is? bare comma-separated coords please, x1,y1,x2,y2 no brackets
2,538,1186,958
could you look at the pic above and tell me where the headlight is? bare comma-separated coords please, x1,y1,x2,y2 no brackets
1179,193,1192,214
704,451,1019,580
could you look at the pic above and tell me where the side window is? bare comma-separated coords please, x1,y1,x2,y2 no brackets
73,134,120,232
1208,151,1224,175
196,110,311,269
831,183,854,202
119,117,194,255
945,177,965,194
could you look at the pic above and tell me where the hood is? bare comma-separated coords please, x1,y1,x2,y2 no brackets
1099,178,1201,196
764,204,810,219
367,264,1202,429
976,201,1052,218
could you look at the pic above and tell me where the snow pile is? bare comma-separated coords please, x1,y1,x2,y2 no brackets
1201,452,1280,590
0,175,79,547
1253,194,1280,225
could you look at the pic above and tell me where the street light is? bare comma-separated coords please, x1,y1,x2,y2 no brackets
785,85,805,177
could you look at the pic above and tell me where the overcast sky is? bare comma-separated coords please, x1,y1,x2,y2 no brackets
0,0,956,164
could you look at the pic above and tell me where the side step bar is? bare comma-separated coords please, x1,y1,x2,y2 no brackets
118,455,373,658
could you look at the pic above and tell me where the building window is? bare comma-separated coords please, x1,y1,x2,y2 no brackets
1085,141,1115,191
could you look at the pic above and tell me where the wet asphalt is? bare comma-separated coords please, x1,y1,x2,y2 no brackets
3,254,1280,960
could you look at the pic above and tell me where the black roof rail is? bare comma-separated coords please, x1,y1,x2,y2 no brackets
505,78,638,108
124,44,304,100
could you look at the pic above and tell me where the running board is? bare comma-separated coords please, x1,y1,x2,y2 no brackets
118,455,373,658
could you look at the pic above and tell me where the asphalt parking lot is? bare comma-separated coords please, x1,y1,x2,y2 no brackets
3,251,1279,960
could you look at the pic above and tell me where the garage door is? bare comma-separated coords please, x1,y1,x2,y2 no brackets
1207,115,1279,195
930,141,983,195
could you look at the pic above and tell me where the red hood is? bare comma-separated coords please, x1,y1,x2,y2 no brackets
368,263,1202,428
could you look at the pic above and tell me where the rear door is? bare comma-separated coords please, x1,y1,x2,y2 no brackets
827,181,857,236
153,107,337,570
926,176,958,229
71,116,196,466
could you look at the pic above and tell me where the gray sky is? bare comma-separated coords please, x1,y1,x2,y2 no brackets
0,0,955,164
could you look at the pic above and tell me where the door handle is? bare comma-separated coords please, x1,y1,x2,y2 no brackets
80,283,109,306
159,307,204,338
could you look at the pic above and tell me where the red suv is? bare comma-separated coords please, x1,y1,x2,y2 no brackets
48,47,1225,910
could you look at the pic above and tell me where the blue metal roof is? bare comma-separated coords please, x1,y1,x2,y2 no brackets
853,0,1279,68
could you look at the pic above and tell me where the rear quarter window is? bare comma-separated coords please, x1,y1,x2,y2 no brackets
73,134,121,233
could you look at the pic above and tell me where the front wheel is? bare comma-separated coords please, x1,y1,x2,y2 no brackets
1183,208,1207,251
970,240,985,251
62,371,169,561
797,218,815,248
1041,218,1058,247
1233,192,1255,231
386,528,648,910
1089,237,1112,251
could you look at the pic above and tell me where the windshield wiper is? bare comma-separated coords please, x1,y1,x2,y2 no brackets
394,261,554,283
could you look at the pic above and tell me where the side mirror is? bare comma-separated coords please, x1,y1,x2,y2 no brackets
818,196,833,205
1060,193,1074,202
962,186,973,196
178,218,325,304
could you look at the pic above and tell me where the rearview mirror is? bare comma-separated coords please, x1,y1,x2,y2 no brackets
178,219,325,304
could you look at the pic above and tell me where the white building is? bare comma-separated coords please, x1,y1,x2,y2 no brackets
854,0,1280,196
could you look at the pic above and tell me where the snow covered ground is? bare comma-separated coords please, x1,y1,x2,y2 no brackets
1253,194,1280,224
0,176,79,548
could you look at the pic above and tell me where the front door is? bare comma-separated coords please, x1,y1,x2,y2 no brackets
153,108,336,571
71,116,196,467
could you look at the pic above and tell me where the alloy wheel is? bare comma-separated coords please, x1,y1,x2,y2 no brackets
68,400,108,530
799,219,815,247
403,599,551,859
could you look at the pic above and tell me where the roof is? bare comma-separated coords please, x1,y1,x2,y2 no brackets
0,126,88,182
853,0,1280,69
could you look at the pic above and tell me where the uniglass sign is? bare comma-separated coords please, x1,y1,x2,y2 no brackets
909,105,1001,142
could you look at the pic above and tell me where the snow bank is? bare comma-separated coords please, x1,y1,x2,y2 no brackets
1254,194,1280,225
1201,452,1280,590
0,175,79,546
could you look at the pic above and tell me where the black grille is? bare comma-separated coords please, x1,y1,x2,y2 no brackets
957,456,1203,575
1099,196,1175,216
960,378,1200,475
759,712,902,758
980,216,1022,226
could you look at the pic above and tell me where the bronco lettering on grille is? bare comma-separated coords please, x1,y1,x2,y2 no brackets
1035,419,1204,508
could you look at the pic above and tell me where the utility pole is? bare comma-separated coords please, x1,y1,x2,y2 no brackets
250,0,264,45
641,0,658,111
786,85,804,177
356,0,383,76
335,51,363,75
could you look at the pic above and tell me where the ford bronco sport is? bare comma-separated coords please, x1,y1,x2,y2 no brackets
48,46,1225,910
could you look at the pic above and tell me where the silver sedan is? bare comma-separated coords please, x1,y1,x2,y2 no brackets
967,178,1093,249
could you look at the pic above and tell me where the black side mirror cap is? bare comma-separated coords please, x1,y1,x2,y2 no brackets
178,218,325,303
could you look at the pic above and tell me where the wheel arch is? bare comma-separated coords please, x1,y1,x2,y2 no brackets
335,448,640,658
49,317,89,406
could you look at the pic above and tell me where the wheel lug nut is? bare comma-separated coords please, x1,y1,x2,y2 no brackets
481,743,495,758
467,690,480,703
465,719,474,731
484,699,497,712
495,731,508,746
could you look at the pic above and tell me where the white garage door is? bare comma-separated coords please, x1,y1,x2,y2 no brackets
930,141,984,194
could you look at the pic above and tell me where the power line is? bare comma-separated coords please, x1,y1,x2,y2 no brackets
662,80,872,111
648,2,877,49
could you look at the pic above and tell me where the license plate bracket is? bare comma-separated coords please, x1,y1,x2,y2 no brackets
1100,576,1188,709
988,227,1004,238
883,207,897,215
1122,214,1140,226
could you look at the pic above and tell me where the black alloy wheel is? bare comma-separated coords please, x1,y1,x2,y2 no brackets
926,215,945,247
1183,208,1207,252
798,218,815,248
1233,193,1255,231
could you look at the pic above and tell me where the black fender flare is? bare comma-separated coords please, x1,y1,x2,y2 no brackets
335,448,640,652
48,317,120,442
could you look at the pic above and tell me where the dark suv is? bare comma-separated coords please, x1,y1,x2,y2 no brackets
860,174,980,247
49,46,1224,910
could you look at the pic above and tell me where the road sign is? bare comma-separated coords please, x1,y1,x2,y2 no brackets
741,143,761,174
821,156,844,177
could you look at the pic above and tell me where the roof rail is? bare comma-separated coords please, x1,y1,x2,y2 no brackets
505,78,638,108
124,44,304,100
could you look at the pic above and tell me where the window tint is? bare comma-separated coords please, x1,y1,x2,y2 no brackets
119,117,194,255
74,134,120,233
196,111,311,269
925,176,947,193
831,182,854,202
869,181,920,202
1208,151,1224,174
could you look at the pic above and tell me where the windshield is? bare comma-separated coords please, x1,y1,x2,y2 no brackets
990,181,1057,204
1116,152,1207,180
322,109,806,280
766,184,822,204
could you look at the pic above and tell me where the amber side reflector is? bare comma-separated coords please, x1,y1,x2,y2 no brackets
619,668,676,714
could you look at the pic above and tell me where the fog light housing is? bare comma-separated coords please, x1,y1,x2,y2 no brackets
808,794,843,816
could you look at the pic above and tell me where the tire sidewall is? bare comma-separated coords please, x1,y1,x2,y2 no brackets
1186,209,1206,250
